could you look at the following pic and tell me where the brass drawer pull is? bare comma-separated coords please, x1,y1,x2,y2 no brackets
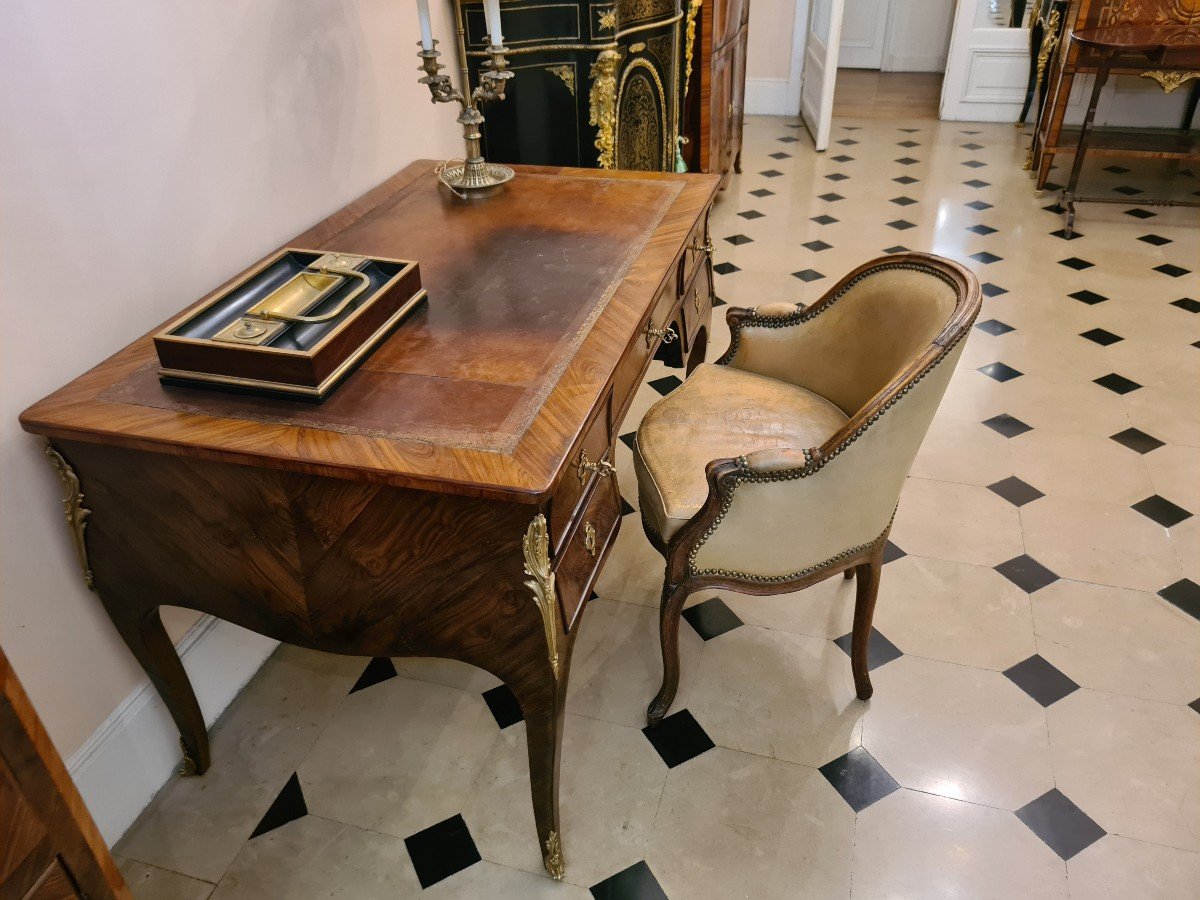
644,323,678,349
584,522,597,557
690,237,714,259
576,449,616,485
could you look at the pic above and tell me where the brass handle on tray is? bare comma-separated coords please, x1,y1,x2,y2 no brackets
257,266,370,325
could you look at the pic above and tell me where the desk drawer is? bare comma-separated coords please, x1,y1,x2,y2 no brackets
678,213,712,296
553,474,621,633
682,260,713,349
549,398,613,553
613,281,677,423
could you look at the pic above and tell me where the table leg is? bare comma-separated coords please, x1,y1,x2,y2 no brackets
1062,55,1111,237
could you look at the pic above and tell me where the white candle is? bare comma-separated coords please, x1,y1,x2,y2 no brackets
416,0,434,51
484,0,504,48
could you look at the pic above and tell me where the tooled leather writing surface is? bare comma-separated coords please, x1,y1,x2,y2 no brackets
102,171,682,453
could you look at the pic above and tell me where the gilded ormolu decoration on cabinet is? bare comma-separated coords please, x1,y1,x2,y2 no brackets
547,64,577,95
1140,69,1200,92
589,49,622,168
616,59,667,170
43,441,95,591
597,8,617,30
543,830,565,880
647,32,674,71
523,514,561,678
178,737,199,776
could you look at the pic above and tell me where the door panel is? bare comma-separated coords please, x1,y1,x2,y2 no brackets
801,0,847,151
840,0,891,69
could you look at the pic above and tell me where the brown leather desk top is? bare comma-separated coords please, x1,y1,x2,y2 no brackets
21,162,719,501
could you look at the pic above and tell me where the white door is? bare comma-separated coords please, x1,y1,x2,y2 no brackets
839,0,890,69
800,0,846,151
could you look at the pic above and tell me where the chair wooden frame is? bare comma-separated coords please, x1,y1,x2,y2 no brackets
639,252,981,726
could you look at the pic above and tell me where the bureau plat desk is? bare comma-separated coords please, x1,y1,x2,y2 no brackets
20,162,719,880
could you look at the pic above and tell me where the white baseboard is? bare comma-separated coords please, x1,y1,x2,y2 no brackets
67,615,278,845
882,55,946,73
746,77,792,116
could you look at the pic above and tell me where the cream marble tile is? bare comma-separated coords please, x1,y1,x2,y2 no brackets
566,597,703,727
297,676,497,840
990,330,1114,384
874,555,1036,671
1066,835,1200,900
209,815,419,899
1144,443,1200,513
115,646,362,883
1032,579,1200,705
389,657,501,694
1010,430,1153,505
891,477,1024,568
863,655,1054,810
686,625,863,767
1105,339,1200,392
721,574,856,640
1021,496,1182,593
645,748,855,899
989,374,1134,438
1124,385,1200,448
851,790,1068,900
461,714,665,888
1169,515,1200,582
1048,690,1200,852
117,858,215,900
425,861,591,899
911,414,1014,486
591,521,666,609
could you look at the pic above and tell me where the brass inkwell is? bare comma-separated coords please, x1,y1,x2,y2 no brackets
153,249,424,401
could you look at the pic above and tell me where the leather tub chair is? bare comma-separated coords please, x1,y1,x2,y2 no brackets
633,253,981,726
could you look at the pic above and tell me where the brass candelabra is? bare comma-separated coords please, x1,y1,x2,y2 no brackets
418,40,514,197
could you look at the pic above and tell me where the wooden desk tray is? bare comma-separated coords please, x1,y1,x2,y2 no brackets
154,249,425,401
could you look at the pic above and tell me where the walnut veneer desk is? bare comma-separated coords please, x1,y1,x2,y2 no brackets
20,162,719,880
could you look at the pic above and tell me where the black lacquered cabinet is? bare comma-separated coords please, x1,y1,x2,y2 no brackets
455,1,685,171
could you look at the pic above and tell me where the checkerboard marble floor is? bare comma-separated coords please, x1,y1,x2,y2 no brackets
114,115,1200,899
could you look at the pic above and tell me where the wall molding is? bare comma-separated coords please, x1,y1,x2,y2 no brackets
67,615,278,845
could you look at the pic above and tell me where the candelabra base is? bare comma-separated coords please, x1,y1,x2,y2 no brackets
437,161,515,198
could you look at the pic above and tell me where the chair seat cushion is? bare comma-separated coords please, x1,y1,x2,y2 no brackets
633,363,850,542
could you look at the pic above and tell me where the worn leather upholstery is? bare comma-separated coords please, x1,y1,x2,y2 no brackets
634,258,973,578
633,364,849,540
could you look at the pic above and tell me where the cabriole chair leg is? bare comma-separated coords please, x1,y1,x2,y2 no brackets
850,548,884,701
647,581,691,727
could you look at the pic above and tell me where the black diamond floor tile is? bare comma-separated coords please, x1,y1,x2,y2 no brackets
1016,789,1106,860
619,431,637,450
682,596,744,641
1154,263,1191,278
250,773,308,838
778,135,799,143
825,172,849,181
1080,328,1122,346
883,245,910,254
802,239,832,252
590,860,669,900
819,747,900,813
793,269,825,282
982,413,1032,438
748,188,774,198
1042,202,1066,214
962,159,987,168
834,627,903,672
818,192,844,202
831,154,855,163
642,709,716,768
965,199,993,210
978,362,1023,382
1131,495,1192,528
961,142,984,150
897,140,920,148
1138,233,1172,246
713,262,740,275
1109,427,1164,454
1112,185,1143,195
976,319,1014,336
895,156,919,165
769,151,792,160
482,684,523,729
891,195,917,206
759,169,783,178
811,214,839,225
1190,698,1200,715
970,251,1002,264
1093,373,1141,394
1058,257,1094,270
887,219,916,230
404,814,482,889
724,234,753,245
648,375,682,396
1004,655,1079,706
738,209,765,219
836,138,859,146
894,175,919,185
620,497,635,516
963,179,990,189
1049,228,1084,240
988,477,1045,508
882,540,906,564
1103,165,1131,174
1124,207,1156,219
981,282,1008,298
1171,297,1200,313
349,656,398,694
1159,579,1200,620
1069,289,1107,305
968,224,998,235
995,555,1059,593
